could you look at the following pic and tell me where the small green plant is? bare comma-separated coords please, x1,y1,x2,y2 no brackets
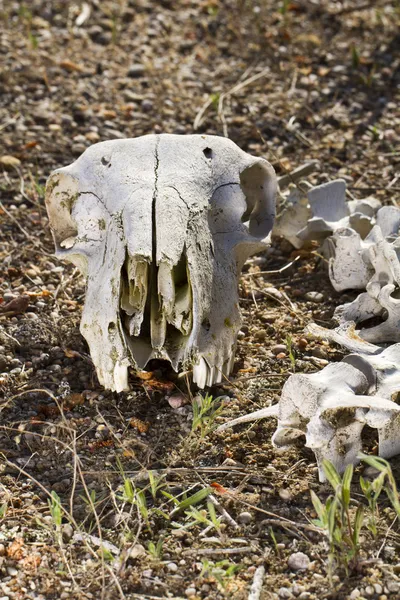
48,490,63,529
310,461,363,579
359,470,385,537
148,471,166,500
279,0,291,16
117,461,152,527
360,454,400,517
285,334,296,372
191,394,225,438
351,44,361,69
210,93,220,112
177,500,222,533
269,527,280,556
18,4,38,49
0,502,7,518
200,559,240,590
148,535,164,560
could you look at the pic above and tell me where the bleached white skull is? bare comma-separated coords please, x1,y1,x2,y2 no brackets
45,134,276,392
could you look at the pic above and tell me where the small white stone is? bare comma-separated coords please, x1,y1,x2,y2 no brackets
185,588,196,598
287,552,310,571
166,562,178,572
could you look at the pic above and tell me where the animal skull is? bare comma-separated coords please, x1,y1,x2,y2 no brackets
45,134,276,391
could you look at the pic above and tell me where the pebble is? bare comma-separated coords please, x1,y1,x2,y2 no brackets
298,338,308,350
272,344,287,355
141,99,153,112
238,511,252,524
185,588,196,598
349,590,361,600
0,356,8,371
279,488,292,502
374,584,383,595
278,588,292,599
387,581,400,593
62,523,74,541
166,562,178,572
298,594,310,600
311,347,327,359
26,312,38,320
364,586,374,597
292,585,305,596
0,544,5,556
254,330,267,341
287,552,310,571
127,63,146,77
304,291,324,303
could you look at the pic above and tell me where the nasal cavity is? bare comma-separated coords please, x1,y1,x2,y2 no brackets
203,147,212,159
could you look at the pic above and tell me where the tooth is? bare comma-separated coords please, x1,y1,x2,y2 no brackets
158,261,175,316
113,363,129,393
193,357,208,389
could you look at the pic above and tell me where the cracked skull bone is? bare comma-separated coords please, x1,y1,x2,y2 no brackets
45,134,276,391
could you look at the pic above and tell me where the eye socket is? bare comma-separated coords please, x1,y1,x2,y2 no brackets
203,147,213,159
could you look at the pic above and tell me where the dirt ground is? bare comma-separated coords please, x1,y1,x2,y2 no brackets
1,1,400,599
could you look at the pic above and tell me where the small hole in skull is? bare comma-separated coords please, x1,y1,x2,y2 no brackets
202,318,211,332
101,156,110,166
203,147,212,159
108,322,116,333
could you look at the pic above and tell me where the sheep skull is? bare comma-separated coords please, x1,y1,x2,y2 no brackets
45,134,276,391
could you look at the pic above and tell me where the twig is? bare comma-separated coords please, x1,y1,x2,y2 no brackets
242,255,301,278
248,565,265,600
216,405,278,432
347,186,400,192
194,67,271,133
0,200,33,240
183,546,256,556
376,515,398,559
208,493,239,530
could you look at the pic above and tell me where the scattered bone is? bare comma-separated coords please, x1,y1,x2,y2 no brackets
274,178,381,249
46,134,276,391
218,346,400,481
